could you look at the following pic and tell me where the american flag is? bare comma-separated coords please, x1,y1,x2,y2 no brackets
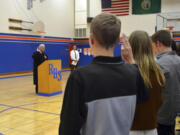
102,0,129,16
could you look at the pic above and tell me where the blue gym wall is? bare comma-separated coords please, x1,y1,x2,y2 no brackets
114,43,122,57
76,42,122,66
0,33,70,74
0,32,122,74
1,32,179,74
76,43,93,66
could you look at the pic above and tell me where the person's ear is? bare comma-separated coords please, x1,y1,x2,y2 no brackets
152,42,157,55
89,33,94,47
156,41,160,48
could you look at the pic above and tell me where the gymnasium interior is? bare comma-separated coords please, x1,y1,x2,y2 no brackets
0,0,180,135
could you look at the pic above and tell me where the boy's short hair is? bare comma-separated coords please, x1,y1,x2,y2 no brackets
152,30,172,47
90,13,121,49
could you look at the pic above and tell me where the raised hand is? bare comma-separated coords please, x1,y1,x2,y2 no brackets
121,34,135,64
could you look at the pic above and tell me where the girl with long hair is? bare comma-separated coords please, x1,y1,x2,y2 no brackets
121,31,165,135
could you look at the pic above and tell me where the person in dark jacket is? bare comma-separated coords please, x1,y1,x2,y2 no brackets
32,44,48,94
59,13,149,135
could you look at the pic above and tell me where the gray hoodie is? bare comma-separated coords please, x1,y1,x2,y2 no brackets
156,51,180,125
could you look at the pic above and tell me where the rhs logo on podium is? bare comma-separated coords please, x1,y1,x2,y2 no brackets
49,64,62,81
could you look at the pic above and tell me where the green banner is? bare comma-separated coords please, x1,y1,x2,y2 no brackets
132,0,161,14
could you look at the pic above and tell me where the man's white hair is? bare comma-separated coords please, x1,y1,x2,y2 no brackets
39,44,45,48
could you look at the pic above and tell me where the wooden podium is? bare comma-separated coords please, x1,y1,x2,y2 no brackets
38,60,63,96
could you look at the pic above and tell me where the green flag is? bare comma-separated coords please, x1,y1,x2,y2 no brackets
132,0,161,14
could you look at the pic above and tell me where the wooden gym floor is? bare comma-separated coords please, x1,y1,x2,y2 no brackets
0,71,179,135
0,71,70,135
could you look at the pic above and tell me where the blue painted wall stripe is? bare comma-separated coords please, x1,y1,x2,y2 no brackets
1,33,179,74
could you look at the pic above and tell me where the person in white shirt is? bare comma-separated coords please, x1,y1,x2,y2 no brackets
70,45,80,71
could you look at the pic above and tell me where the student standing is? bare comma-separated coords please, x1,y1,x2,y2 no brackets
70,45,80,71
59,13,149,135
122,31,165,135
152,30,180,135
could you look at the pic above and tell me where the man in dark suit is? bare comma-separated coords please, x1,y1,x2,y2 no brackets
32,44,48,94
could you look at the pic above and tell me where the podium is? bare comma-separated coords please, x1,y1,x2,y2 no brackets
38,60,63,96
